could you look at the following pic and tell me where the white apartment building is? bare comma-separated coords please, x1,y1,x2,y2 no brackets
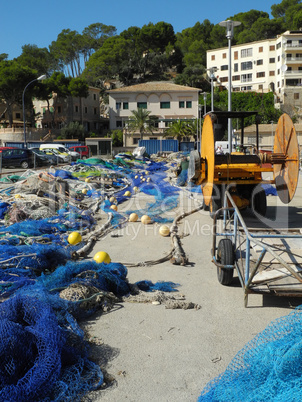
207,30,302,119
108,82,200,147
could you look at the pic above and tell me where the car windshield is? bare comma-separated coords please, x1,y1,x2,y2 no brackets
58,148,66,153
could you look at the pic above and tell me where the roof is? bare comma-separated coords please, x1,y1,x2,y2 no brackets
108,82,201,94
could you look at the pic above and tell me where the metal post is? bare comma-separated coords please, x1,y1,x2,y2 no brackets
271,121,274,151
219,20,241,155
22,74,46,149
227,35,232,154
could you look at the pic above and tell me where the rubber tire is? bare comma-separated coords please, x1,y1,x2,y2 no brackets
217,239,234,285
251,187,267,216
21,160,29,169
209,185,222,219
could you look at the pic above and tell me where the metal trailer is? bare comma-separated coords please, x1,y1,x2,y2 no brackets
211,190,302,307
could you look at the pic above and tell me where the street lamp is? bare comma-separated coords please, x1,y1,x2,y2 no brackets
22,74,46,148
219,20,241,153
207,67,218,111
271,120,274,151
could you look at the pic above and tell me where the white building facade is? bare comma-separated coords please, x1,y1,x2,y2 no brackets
108,82,200,147
207,30,302,118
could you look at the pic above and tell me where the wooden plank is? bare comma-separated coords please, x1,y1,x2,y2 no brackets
253,266,302,283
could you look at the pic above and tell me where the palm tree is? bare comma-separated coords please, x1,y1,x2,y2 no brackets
163,119,190,150
127,108,156,140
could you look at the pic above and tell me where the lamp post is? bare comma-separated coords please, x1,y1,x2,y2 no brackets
22,74,46,148
208,67,217,111
219,20,241,153
271,120,274,151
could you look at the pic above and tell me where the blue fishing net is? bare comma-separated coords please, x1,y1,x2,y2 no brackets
0,293,103,402
198,306,302,402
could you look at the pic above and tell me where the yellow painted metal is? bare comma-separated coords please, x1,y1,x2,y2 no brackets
201,115,215,206
200,112,299,206
274,113,299,203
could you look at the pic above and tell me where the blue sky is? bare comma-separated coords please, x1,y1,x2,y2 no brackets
3,0,275,60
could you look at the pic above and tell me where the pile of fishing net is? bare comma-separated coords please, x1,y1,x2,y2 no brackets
198,306,302,401
0,293,103,402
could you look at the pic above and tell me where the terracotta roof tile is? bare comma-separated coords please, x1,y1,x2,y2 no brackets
108,82,200,93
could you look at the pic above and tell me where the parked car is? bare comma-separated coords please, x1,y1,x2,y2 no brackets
41,148,70,163
69,145,91,159
30,149,58,166
40,144,79,161
0,148,34,169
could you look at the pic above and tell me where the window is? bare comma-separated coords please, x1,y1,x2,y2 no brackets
94,107,97,115
241,74,252,82
278,56,280,61
221,65,228,71
116,102,121,110
186,101,192,108
259,46,263,52
241,48,253,58
220,77,228,82
294,93,300,99
269,58,275,63
257,59,263,65
269,71,275,76
58,106,62,113
160,101,170,109
287,54,292,60
241,61,253,70
75,105,79,113
296,53,302,59
223,53,226,59
15,113,21,119
256,72,265,78
123,102,129,109
234,51,238,60
84,107,88,114
232,75,240,81
269,45,275,51
133,138,139,145
277,42,281,49
179,101,185,108
137,102,147,109
258,84,263,90
93,94,97,100
211,55,215,60
116,120,122,128
278,69,280,74
234,63,238,72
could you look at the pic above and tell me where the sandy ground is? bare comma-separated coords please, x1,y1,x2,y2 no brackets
83,174,302,402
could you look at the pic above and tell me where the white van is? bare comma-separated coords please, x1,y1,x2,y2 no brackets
40,144,80,161
215,141,236,154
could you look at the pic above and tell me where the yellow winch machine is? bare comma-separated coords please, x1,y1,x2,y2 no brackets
189,111,299,216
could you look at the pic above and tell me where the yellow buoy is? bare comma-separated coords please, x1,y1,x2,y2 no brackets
145,171,149,175
129,213,138,222
159,225,170,237
135,175,138,179
133,186,139,192
85,178,91,183
94,251,111,264
124,190,131,197
146,178,151,182
110,204,118,211
141,215,152,225
82,188,88,194
68,231,82,245
14,194,21,199
109,196,117,204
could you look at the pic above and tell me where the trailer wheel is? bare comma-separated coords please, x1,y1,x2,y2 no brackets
209,185,222,219
251,186,267,216
217,239,234,285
